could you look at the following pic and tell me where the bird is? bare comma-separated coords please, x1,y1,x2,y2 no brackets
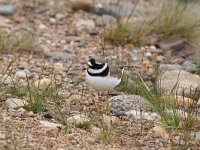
85,58,124,114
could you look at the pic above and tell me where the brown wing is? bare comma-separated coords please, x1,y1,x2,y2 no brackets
109,66,123,78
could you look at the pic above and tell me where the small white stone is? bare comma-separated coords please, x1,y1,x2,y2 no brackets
90,126,100,134
144,51,152,57
67,114,89,125
53,63,64,72
126,110,161,120
33,78,51,88
5,98,28,109
152,126,169,139
0,75,12,84
40,120,62,129
0,132,6,140
15,70,30,78
18,108,26,113
102,114,120,126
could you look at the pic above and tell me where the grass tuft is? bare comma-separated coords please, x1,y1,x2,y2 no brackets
149,0,200,46
194,51,200,74
0,28,38,53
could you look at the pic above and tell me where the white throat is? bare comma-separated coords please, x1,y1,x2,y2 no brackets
88,63,108,74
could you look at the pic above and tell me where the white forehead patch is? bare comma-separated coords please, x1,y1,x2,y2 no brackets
88,61,92,66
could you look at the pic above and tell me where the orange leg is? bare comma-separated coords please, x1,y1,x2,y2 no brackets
106,90,110,115
97,90,101,113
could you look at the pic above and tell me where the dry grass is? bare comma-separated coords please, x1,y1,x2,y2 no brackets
103,0,200,47
0,28,38,53
149,0,200,46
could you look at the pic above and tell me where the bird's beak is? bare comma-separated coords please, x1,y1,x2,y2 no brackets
85,65,90,70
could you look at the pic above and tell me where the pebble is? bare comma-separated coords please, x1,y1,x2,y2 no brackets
40,120,62,129
44,112,53,119
182,60,196,73
51,53,76,61
109,95,152,113
95,4,133,17
151,126,169,139
0,5,16,15
33,78,51,88
190,131,200,142
15,70,31,78
0,132,6,140
64,48,74,53
67,114,89,125
53,63,64,72
88,28,98,35
56,13,64,20
126,110,161,121
102,114,120,127
5,98,28,109
49,18,56,24
115,111,127,117
0,75,12,84
76,19,95,32
96,15,116,26
90,126,100,134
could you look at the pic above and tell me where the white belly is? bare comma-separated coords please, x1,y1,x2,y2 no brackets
86,71,121,90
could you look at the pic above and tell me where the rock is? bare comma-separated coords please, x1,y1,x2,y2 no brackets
67,114,89,125
44,112,53,119
126,110,160,121
0,132,6,140
39,120,62,129
115,111,126,117
76,19,95,32
15,70,31,78
49,18,56,24
90,126,100,134
158,38,186,51
53,63,64,72
27,111,34,117
5,98,28,109
31,68,42,73
88,28,98,35
182,60,196,73
155,55,166,64
0,75,12,84
70,0,93,11
102,114,120,126
161,96,195,108
95,4,133,17
18,108,26,113
51,53,76,61
65,133,76,141
151,126,169,139
77,40,87,48
190,131,200,142
109,95,152,113
0,15,12,27
0,5,16,15
64,48,74,53
33,78,51,88
96,15,116,26
160,70,200,96
55,13,64,20
160,64,182,71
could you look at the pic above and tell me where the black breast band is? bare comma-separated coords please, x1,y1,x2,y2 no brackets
87,66,109,77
